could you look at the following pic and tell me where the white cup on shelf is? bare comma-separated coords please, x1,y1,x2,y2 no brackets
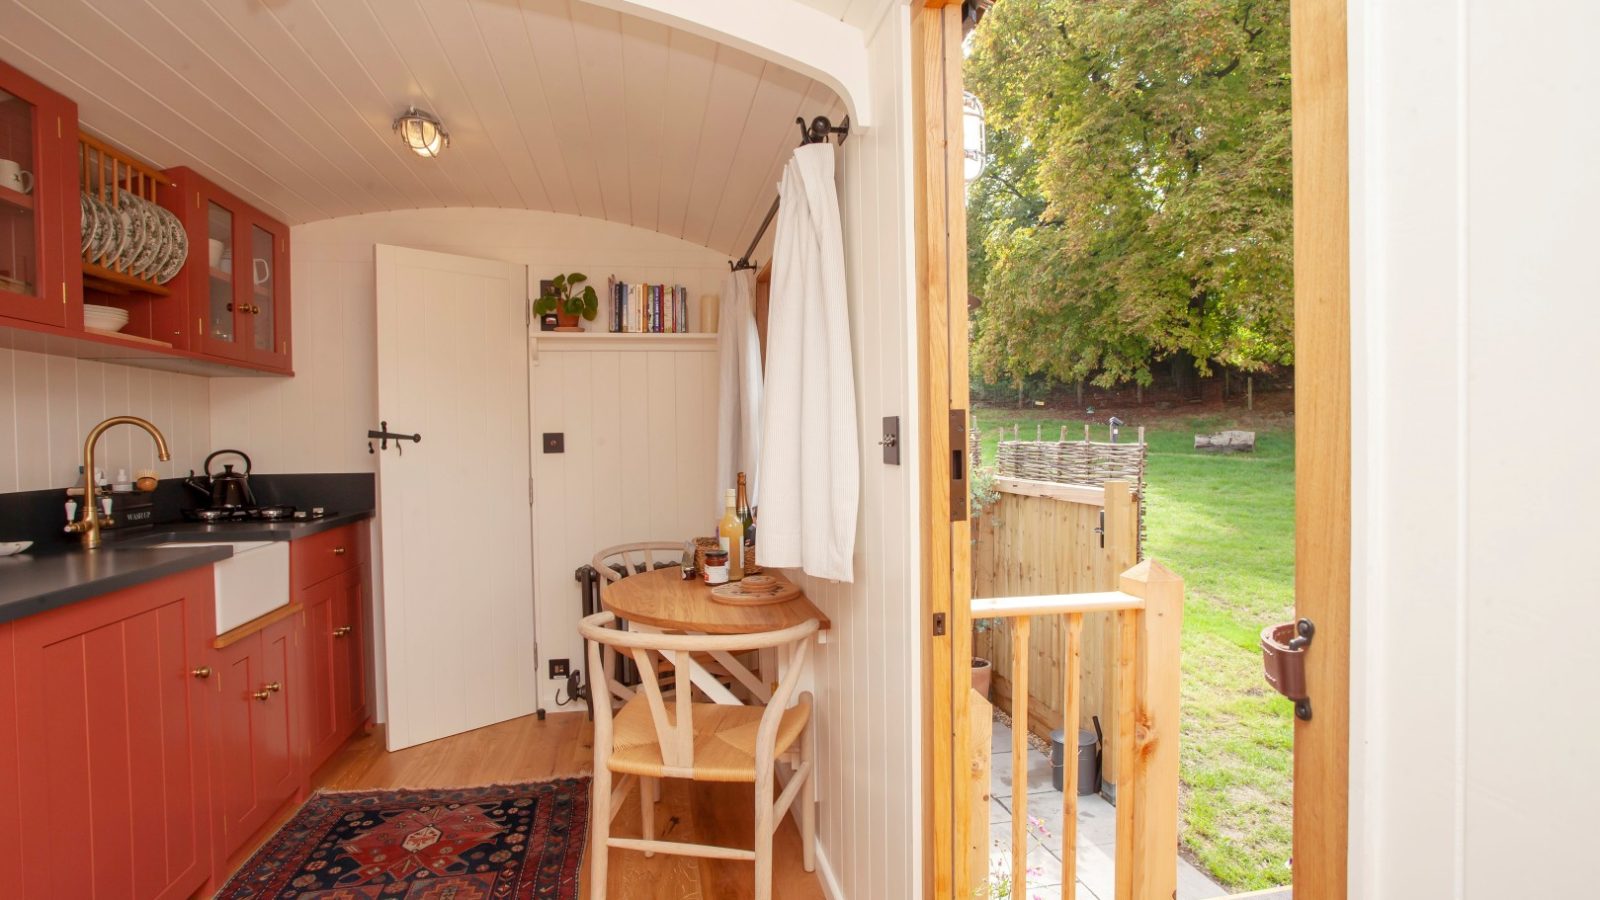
0,159,33,195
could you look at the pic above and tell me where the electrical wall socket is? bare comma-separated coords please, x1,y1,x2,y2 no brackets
547,658,570,679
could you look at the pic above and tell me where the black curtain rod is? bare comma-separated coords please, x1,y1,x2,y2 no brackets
730,115,850,272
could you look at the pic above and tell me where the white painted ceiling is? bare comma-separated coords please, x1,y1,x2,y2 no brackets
0,0,847,256
793,0,898,34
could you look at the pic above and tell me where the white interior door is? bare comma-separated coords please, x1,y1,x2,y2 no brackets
375,244,535,751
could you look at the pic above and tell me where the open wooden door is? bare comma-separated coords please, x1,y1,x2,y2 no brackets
913,2,975,897
374,244,537,751
1290,0,1351,895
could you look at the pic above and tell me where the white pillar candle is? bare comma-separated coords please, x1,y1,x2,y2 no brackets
700,294,721,333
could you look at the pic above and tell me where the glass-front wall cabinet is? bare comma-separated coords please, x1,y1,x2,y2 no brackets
205,200,236,347
0,62,71,329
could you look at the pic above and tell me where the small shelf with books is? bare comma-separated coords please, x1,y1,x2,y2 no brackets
606,277,694,334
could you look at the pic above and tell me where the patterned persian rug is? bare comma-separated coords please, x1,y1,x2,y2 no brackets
217,779,589,899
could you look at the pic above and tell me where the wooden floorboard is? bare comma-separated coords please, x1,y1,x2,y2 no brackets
221,711,825,899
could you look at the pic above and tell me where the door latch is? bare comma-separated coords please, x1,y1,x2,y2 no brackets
932,612,947,637
1261,618,1315,721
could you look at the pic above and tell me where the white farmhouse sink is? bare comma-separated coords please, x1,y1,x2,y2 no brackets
148,540,290,633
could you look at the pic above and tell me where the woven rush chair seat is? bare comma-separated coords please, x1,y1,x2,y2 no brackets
579,610,820,900
609,695,812,782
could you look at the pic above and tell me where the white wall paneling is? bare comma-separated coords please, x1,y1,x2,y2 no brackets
0,342,211,494
787,6,920,898
0,0,844,256
1348,0,1600,896
527,336,718,712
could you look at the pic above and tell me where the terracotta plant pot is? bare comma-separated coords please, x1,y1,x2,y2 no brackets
971,657,993,700
556,308,580,330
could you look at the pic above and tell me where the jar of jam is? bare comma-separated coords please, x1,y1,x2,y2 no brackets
703,548,730,585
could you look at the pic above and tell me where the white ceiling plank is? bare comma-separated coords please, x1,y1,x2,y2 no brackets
0,0,846,253
221,0,456,211
0,3,334,220
652,28,718,244
676,45,765,249
568,1,632,225
520,0,607,220
466,0,580,216
619,15,671,234
703,62,813,254
416,0,553,212
360,0,527,208
131,0,405,215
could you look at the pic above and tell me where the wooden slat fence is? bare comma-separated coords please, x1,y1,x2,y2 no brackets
971,479,1140,784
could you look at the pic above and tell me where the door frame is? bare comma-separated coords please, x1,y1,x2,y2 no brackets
915,0,1353,895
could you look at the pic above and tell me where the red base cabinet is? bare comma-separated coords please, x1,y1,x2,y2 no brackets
8,568,215,900
295,522,369,773
0,526,371,897
208,614,302,863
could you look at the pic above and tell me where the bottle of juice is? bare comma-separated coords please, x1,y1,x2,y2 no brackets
718,488,745,580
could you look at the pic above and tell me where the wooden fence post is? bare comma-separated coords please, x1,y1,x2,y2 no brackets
1101,481,1140,787
1117,559,1184,900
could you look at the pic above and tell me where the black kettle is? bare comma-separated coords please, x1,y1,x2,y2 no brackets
185,450,258,509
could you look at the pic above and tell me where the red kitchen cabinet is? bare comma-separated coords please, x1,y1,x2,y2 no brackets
0,58,79,330
8,568,214,900
301,575,342,765
336,563,369,733
208,614,301,862
294,523,369,772
159,166,292,373
0,625,20,891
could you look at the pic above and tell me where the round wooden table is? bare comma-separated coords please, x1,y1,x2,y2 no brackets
600,567,830,707
601,567,832,635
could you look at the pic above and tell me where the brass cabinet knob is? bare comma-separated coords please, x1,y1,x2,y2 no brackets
191,666,212,679
333,626,352,638
266,681,282,693
252,689,271,701
333,547,347,556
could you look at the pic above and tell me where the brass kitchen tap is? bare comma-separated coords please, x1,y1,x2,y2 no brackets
65,416,171,550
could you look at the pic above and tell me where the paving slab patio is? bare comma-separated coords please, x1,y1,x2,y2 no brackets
983,718,1226,900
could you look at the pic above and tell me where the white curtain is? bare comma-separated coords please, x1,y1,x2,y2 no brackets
756,143,858,582
714,267,763,518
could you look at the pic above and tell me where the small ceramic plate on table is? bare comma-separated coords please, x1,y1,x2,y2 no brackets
0,541,33,557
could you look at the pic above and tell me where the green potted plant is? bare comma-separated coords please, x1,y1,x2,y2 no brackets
534,272,600,331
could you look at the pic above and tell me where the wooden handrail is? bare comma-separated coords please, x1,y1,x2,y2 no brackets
973,562,1183,900
971,590,1144,619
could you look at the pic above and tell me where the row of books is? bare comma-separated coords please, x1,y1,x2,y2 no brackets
608,278,691,333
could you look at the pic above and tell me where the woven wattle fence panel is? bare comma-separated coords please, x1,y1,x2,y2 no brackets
994,438,1147,495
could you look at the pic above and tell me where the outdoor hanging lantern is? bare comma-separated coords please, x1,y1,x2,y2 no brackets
393,107,450,158
963,91,987,183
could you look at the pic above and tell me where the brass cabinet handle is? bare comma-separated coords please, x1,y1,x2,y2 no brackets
266,681,282,693
333,547,347,556
333,626,352,638
191,666,212,679
252,689,271,701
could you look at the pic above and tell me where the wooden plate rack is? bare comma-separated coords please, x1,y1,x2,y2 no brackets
79,132,173,296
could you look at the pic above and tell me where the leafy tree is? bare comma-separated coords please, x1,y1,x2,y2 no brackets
967,0,1293,390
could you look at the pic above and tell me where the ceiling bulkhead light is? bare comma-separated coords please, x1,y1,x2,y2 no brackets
393,106,449,158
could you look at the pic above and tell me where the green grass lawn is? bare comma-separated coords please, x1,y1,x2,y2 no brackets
975,407,1295,891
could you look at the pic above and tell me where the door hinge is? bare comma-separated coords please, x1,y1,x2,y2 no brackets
932,612,946,637
528,477,534,506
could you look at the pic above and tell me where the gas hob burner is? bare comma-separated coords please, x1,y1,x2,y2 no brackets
183,505,301,523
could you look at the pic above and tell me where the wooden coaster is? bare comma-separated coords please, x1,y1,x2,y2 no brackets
710,575,800,606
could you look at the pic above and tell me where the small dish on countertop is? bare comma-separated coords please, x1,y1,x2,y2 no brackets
0,541,33,557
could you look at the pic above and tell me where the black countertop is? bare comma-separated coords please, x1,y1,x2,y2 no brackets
0,544,233,625
0,510,373,627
